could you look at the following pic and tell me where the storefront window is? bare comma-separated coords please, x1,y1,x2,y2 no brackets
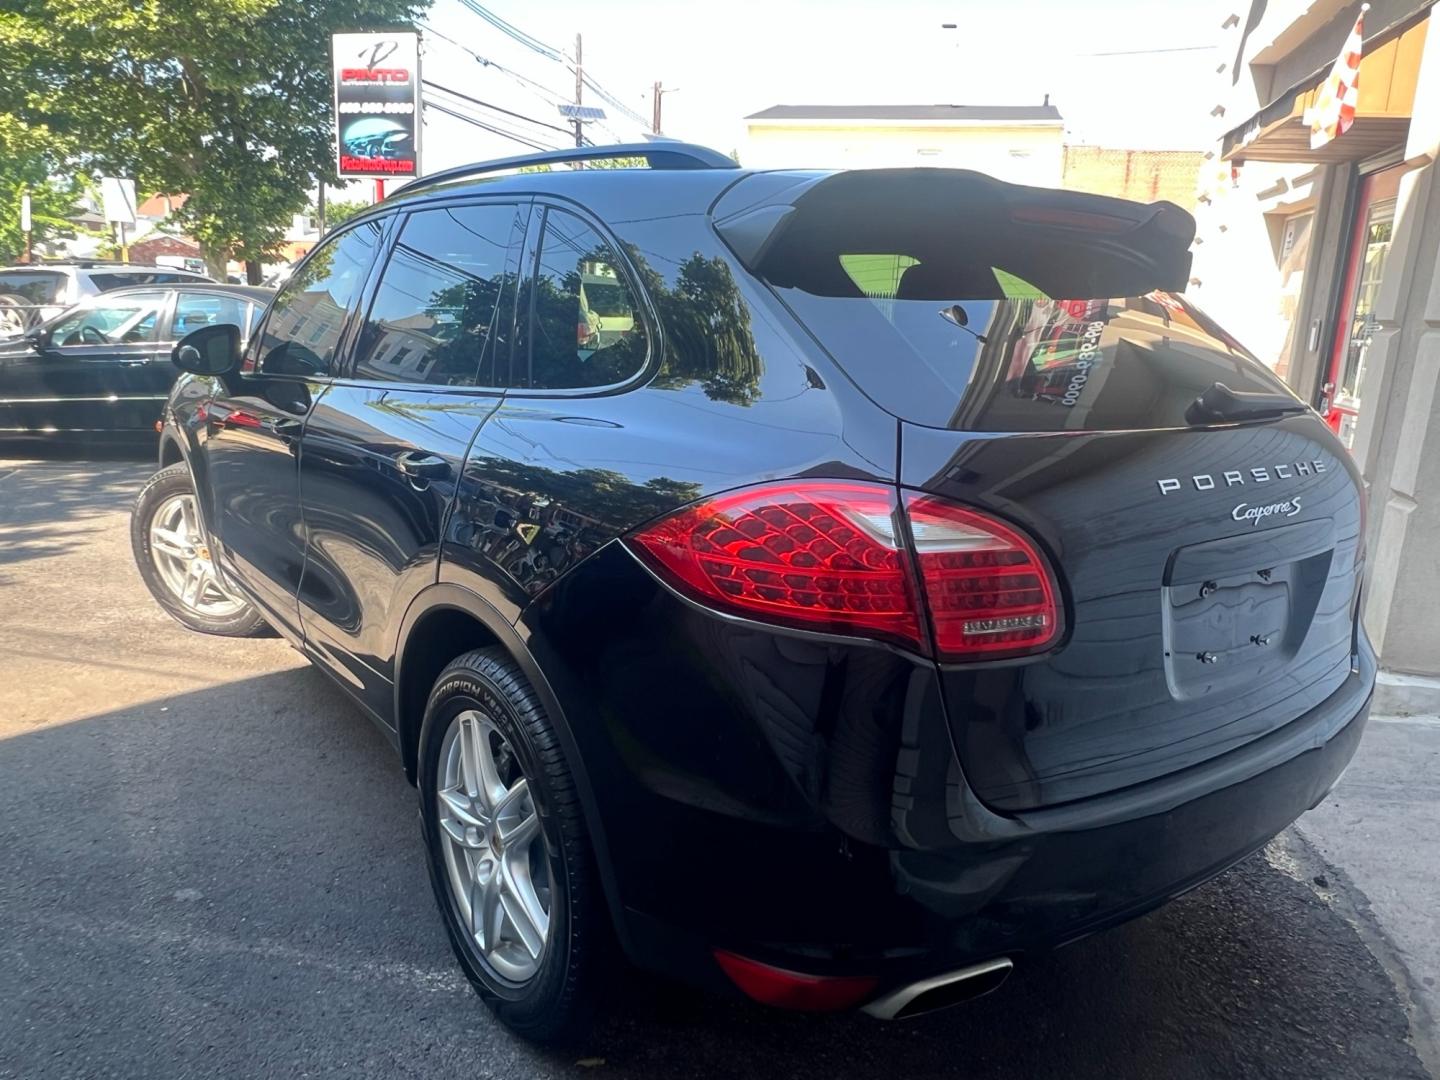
1324,163,1405,450
1273,212,1313,380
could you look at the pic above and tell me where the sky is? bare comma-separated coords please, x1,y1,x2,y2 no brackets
408,0,1228,176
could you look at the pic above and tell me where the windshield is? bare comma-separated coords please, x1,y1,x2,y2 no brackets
47,292,166,346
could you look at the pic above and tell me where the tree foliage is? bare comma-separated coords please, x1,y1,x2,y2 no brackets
319,197,373,231
0,116,88,263
0,0,429,273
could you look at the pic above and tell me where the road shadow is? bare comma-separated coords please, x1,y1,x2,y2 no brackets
0,669,1425,1080
0,454,152,572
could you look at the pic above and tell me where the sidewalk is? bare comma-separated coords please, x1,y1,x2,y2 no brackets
1298,712,1440,1072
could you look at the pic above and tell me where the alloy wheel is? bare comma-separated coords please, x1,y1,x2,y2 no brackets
437,709,552,982
148,493,246,618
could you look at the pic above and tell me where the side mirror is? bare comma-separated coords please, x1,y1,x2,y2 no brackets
173,323,241,376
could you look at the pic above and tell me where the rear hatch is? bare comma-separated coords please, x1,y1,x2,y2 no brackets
714,169,1366,811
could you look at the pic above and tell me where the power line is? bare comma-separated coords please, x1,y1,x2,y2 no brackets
421,23,570,107
450,1,650,130
1082,45,1218,56
422,27,625,146
454,0,568,62
423,99,558,152
578,73,649,129
422,79,572,135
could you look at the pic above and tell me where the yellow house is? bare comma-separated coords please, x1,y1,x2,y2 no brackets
742,103,1065,186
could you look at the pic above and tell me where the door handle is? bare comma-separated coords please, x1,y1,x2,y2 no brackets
266,417,304,439
395,451,450,481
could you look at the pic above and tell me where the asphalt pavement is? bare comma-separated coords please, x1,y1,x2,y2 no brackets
0,451,1433,1080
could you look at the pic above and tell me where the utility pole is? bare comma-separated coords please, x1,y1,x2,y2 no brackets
652,83,678,135
573,33,584,153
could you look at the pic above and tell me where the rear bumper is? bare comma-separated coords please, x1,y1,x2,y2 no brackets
525,545,1375,1001
632,658,1369,998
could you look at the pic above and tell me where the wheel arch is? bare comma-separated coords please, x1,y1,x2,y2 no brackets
158,431,185,468
392,583,631,950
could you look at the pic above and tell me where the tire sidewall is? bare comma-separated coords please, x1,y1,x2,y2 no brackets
131,464,262,636
418,664,575,1015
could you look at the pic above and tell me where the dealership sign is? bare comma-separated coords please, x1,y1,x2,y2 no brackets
332,31,421,179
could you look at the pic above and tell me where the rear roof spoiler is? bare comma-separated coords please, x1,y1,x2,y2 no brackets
712,168,1196,293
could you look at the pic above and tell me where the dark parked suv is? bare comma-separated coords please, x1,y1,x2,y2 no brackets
132,143,1374,1040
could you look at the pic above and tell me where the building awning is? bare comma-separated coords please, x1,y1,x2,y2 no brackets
1221,9,1430,163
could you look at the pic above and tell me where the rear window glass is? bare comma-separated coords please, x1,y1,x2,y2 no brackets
0,271,64,305
776,263,1291,432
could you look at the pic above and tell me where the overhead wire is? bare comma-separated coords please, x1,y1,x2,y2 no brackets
423,22,622,142
421,23,571,109
422,99,558,152
448,0,651,131
422,79,573,135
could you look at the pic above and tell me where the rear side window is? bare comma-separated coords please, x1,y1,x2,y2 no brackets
776,262,1292,432
252,220,382,377
0,271,64,305
175,292,251,338
352,202,528,387
511,208,647,391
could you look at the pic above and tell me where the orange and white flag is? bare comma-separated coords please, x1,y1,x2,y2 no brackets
1305,4,1367,149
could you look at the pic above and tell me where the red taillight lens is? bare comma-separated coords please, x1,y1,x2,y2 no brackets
628,482,1061,662
628,481,925,652
713,950,878,1012
905,493,1060,659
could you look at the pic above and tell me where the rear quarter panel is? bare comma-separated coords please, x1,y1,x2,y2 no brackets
439,199,898,620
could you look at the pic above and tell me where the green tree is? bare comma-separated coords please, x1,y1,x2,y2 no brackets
319,197,373,231
0,0,430,279
0,117,88,264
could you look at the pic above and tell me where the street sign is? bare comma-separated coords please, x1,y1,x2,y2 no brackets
99,177,137,225
19,193,31,233
332,31,422,180
557,104,607,121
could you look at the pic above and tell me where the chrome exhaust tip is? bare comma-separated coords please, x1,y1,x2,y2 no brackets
862,958,1014,1020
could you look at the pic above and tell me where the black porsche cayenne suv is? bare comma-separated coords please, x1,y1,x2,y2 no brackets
132,143,1373,1040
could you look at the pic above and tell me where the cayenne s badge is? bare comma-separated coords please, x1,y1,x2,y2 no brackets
1232,498,1303,526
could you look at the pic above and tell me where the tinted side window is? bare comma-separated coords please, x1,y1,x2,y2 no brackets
89,273,147,291
353,203,527,386
251,220,382,377
0,271,63,304
513,208,647,390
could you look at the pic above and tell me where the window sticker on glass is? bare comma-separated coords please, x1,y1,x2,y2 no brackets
1002,296,1111,407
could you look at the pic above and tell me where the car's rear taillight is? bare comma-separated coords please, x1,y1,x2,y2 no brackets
628,482,925,651
628,481,1062,662
904,493,1060,659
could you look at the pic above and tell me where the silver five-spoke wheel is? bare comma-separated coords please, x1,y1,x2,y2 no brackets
148,493,245,617
437,710,552,982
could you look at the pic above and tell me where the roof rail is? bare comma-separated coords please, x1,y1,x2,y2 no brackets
399,142,738,196
21,259,130,268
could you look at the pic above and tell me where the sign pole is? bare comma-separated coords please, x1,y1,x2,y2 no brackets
19,192,32,263
374,179,385,203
